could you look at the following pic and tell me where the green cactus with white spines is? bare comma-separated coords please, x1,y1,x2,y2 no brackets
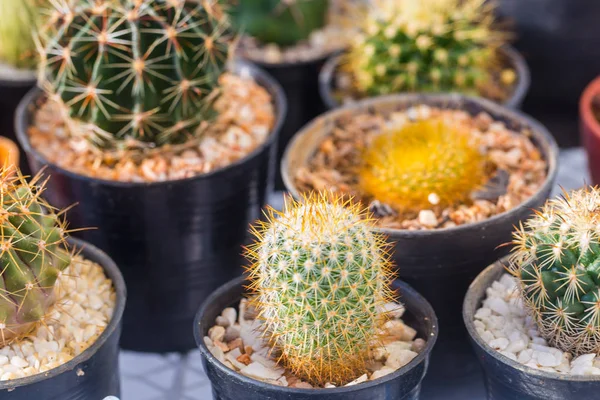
0,0,40,70
0,168,71,345
229,0,329,47
246,192,397,386
344,0,511,97
38,0,233,148
510,186,600,355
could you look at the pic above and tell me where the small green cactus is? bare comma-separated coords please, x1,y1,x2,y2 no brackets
229,0,329,47
38,0,233,148
0,0,40,70
0,168,71,345
510,186,600,355
344,0,511,97
246,192,397,386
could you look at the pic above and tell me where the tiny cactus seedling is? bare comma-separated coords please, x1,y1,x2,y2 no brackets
229,0,330,47
245,192,396,386
344,0,510,97
38,0,233,148
0,0,40,70
509,187,600,356
358,119,488,213
0,168,72,345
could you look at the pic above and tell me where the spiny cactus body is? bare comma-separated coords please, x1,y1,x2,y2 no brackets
510,187,600,356
246,192,396,386
39,0,233,148
230,0,329,47
344,0,510,97
0,0,39,70
0,168,71,345
358,119,487,213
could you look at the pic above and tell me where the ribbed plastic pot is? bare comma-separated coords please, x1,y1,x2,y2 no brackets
580,75,600,185
464,260,600,400
241,51,338,189
282,93,558,397
15,62,286,353
0,71,36,174
319,46,530,110
195,276,438,400
0,237,126,400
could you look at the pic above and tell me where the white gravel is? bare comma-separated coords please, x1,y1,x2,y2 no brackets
474,273,600,375
0,255,116,381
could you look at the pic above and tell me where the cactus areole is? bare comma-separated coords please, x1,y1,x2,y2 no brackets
38,0,233,148
510,187,600,356
0,168,71,345
245,192,397,386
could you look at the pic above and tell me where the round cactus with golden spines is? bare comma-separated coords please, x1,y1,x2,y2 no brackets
509,187,600,356
358,118,488,213
245,192,397,386
344,0,511,98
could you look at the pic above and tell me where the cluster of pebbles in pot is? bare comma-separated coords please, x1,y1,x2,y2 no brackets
474,272,600,375
204,299,426,388
236,0,363,65
27,73,275,182
0,255,115,381
294,104,548,230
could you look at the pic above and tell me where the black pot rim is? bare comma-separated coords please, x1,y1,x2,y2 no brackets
319,44,531,110
0,64,37,89
281,92,559,238
194,275,439,394
14,61,287,188
0,236,126,390
463,260,600,383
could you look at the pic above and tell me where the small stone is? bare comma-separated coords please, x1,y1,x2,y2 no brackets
10,357,28,368
487,298,510,316
345,374,368,386
222,308,237,327
240,362,283,381
370,367,395,380
215,316,231,328
208,326,225,342
224,326,241,342
229,338,243,352
213,340,229,352
236,353,252,366
292,382,313,389
411,338,426,352
489,338,509,351
418,210,437,228
386,349,418,369
324,383,336,388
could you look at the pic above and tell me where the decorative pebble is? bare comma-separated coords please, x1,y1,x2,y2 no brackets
474,273,600,375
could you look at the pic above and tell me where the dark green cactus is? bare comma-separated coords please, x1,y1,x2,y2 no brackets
230,0,329,47
510,186,600,356
38,0,233,148
0,169,71,344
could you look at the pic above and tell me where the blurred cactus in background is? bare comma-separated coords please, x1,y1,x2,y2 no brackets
0,0,40,70
229,0,330,47
344,0,513,98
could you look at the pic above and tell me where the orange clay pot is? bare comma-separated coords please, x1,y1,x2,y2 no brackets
0,136,19,170
580,76,600,185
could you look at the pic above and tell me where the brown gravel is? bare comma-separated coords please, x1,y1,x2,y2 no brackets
293,105,548,230
28,73,276,182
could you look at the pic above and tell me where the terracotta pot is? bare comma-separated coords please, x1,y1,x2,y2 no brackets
580,76,600,185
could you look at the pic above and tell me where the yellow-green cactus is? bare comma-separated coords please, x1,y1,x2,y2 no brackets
344,0,511,97
0,0,40,70
246,192,396,386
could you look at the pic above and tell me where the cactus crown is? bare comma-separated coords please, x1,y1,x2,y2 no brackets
38,0,233,149
0,168,72,345
230,0,329,47
0,0,40,70
509,187,600,356
358,118,488,213
246,192,396,386
344,0,510,97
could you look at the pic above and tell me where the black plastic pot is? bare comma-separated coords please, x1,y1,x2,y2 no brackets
240,51,338,189
464,260,600,400
319,46,530,110
0,72,36,175
15,62,286,353
195,276,438,400
282,93,559,399
0,237,126,400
